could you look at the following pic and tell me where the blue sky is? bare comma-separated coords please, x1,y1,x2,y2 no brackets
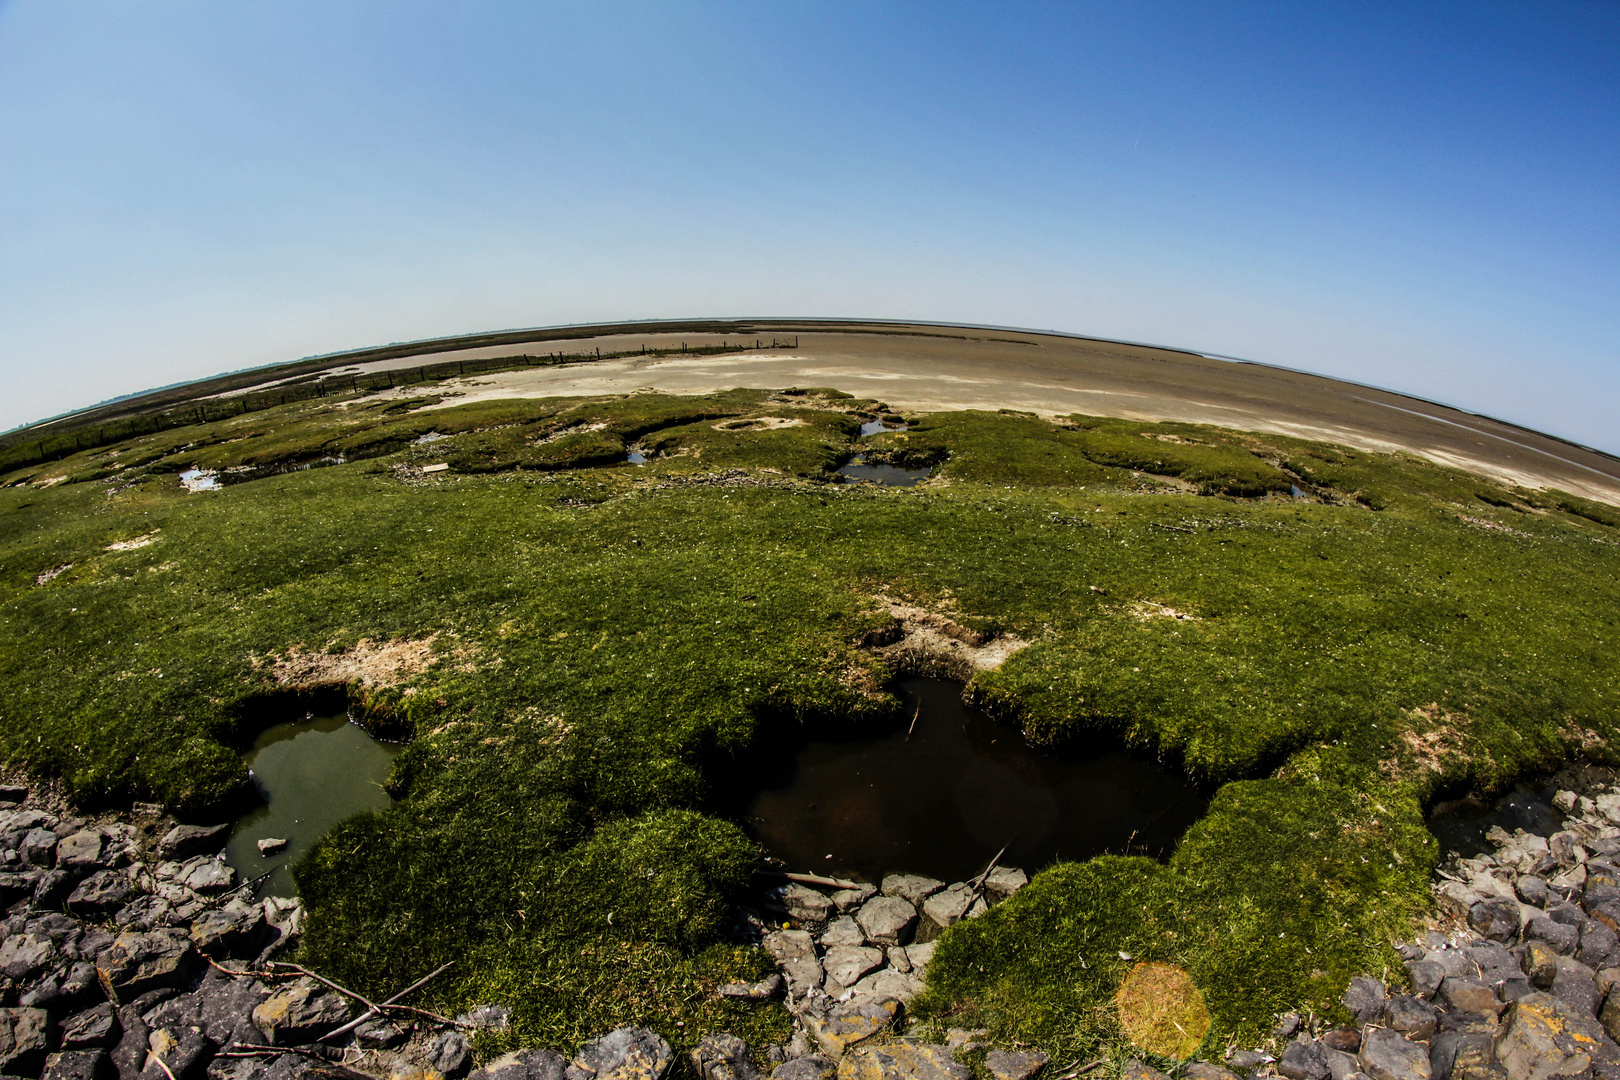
2,2,1617,449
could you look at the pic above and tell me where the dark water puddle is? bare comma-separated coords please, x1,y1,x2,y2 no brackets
225,713,401,894
738,677,1208,883
837,457,931,487
1428,784,1564,859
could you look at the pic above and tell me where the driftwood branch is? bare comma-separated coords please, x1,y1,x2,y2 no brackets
320,962,457,1043
755,869,861,891
970,844,1009,892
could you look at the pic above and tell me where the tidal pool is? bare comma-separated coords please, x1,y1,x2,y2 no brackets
225,713,401,895
1428,784,1563,858
741,677,1208,884
837,457,931,487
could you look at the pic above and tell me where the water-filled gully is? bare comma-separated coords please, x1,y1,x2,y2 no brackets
223,712,400,894
731,677,1208,884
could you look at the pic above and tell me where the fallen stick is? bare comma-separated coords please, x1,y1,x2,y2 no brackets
969,843,1010,891
906,702,921,739
269,962,382,1016
320,962,456,1043
755,869,861,891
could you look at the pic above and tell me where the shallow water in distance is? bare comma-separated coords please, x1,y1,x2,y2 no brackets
1428,786,1563,858
225,714,401,895
743,678,1208,883
860,420,908,436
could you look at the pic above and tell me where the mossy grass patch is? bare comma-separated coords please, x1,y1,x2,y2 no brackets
1114,962,1210,1060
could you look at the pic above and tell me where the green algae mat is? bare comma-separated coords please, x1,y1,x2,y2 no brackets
3,386,1619,1060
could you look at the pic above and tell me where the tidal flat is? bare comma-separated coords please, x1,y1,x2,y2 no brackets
3,376,1620,1060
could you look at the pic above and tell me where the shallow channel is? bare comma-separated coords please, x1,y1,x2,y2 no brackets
741,677,1209,884
224,712,401,894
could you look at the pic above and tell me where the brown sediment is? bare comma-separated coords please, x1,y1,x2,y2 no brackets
260,636,438,690
861,595,1028,681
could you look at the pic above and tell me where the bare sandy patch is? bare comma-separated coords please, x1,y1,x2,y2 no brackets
1129,600,1198,621
711,416,806,432
862,596,1028,680
107,532,159,552
261,636,438,690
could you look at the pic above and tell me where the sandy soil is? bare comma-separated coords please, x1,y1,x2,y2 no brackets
270,321,1618,505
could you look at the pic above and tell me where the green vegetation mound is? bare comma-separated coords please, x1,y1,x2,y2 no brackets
3,384,1618,1059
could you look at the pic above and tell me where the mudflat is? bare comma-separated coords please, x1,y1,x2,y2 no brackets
263,321,1620,504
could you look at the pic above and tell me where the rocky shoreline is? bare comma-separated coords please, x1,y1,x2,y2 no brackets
10,771,1620,1080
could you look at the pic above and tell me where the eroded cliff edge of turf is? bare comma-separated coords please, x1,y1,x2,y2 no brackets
2,389,1619,1059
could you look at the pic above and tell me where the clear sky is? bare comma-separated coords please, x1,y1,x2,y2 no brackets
2,2,1616,449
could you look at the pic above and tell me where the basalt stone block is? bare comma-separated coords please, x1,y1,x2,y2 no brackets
879,875,944,907
68,870,139,918
1551,958,1602,1017
21,961,99,1013
55,832,106,876
762,930,822,995
1526,918,1580,956
846,968,923,1006
717,975,784,1003
820,917,865,949
822,947,883,993
1407,960,1446,1000
1182,1065,1240,1080
0,933,55,980
171,858,235,895
779,885,834,931
1121,1062,1171,1080
1495,992,1615,1080
800,998,899,1058
60,1005,118,1051
983,867,1029,900
837,1043,970,1080
1517,878,1552,908
188,901,266,959
830,887,875,914
1440,978,1502,1018
1581,922,1619,969
921,885,976,932
1358,1029,1432,1080
155,827,227,862
984,1050,1048,1080
100,931,199,999
690,1034,760,1080
471,1050,569,1080
855,896,917,947
567,1027,674,1080
1346,977,1388,1025
1280,1040,1334,1080
1324,1029,1362,1054
110,1007,149,1080
1547,902,1587,927
0,1009,51,1076
44,1050,113,1080
34,871,75,911
428,1031,470,1079
250,980,350,1045
1522,942,1560,989
21,828,59,868
1430,1032,1492,1080
1386,997,1439,1041
142,1026,217,1080
1471,899,1524,943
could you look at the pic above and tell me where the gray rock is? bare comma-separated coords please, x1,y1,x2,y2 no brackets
846,968,923,1006
1324,1030,1362,1055
717,975,784,1002
115,897,177,934
100,931,199,999
69,870,139,918
691,1034,760,1080
983,867,1028,900
886,947,911,974
34,871,75,910
1495,991,1613,1080
250,978,351,1044
429,1030,471,1078
1517,878,1552,908
1525,918,1579,955
1471,898,1523,943
1386,996,1439,1041
1582,921,1620,969
822,946,883,992
471,1050,569,1080
1552,832,1587,868
903,941,935,969
61,1004,119,1050
1522,941,1560,989
0,933,54,980
43,1050,112,1080
0,1008,51,1076
0,871,40,905
55,831,106,875
20,828,58,868
456,1004,509,1031
1551,957,1601,1016
1428,1031,1492,1080
921,884,976,930
1440,977,1502,1018
984,1050,1047,1080
189,901,266,959
20,961,99,1012
1227,1051,1271,1070
142,1024,216,1080
762,930,822,995
1407,960,1447,1000
351,1017,410,1050
173,858,235,895
772,1057,834,1080
254,839,286,857
778,885,834,930
830,887,876,914
1121,1062,1171,1080
567,1027,674,1080
856,896,918,947
1346,977,1388,1025
1427,948,1473,978
155,826,228,862
1600,991,1620,1043
820,917,866,949
1547,902,1586,927
800,997,900,1057
880,874,944,907
1359,1029,1432,1080
1280,1040,1333,1080
1183,1065,1241,1080
839,1043,968,1080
